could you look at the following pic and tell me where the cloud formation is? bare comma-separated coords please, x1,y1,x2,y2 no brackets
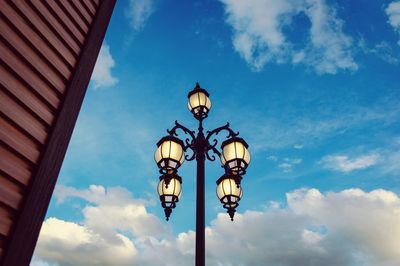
358,39,399,64
241,99,400,151
33,185,400,266
386,1,400,45
91,43,118,88
33,185,168,266
126,0,154,31
279,157,303,172
35,217,138,266
319,153,379,173
294,144,304,149
267,156,302,173
220,0,357,74
55,185,166,238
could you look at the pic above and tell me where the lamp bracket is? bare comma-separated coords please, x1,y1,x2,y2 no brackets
204,122,239,162
167,120,197,161
205,122,239,141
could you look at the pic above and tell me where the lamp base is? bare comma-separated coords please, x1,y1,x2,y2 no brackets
164,208,172,221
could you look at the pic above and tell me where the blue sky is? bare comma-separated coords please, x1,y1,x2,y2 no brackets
32,1,400,265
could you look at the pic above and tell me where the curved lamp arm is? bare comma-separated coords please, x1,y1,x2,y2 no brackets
205,122,239,141
167,120,197,161
205,122,239,162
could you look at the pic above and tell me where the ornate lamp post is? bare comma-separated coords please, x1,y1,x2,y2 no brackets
154,83,251,266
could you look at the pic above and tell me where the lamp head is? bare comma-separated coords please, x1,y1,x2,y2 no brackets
187,82,211,120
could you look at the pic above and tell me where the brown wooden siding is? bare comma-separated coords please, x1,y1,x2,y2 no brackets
0,0,116,265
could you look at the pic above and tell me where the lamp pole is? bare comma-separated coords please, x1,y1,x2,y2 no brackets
195,120,207,266
154,83,251,266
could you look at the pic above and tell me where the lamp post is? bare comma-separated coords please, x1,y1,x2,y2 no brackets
154,83,251,266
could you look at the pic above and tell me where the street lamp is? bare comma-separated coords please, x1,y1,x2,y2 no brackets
154,82,251,266
154,136,185,174
221,137,250,175
157,173,182,221
216,173,243,221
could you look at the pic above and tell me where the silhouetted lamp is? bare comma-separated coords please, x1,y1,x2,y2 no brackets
188,82,211,120
154,136,185,173
158,174,182,221
221,137,250,175
216,174,243,221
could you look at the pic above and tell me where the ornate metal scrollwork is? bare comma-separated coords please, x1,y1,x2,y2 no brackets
204,122,239,162
205,139,219,161
167,120,197,161
165,121,240,163
205,122,239,141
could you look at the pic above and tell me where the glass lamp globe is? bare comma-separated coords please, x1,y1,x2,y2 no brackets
220,137,250,175
158,174,182,220
187,83,211,119
216,175,243,221
154,136,185,173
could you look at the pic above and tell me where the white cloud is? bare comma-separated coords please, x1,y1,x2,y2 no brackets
31,257,58,266
379,149,400,175
201,188,400,265
358,39,399,64
55,185,166,238
34,185,400,266
267,155,278,161
278,162,294,172
386,1,400,45
284,157,303,164
301,0,357,74
294,144,304,149
240,99,400,151
91,43,118,89
126,0,154,31
34,218,138,266
220,0,357,74
33,185,167,266
319,153,379,173
278,158,302,172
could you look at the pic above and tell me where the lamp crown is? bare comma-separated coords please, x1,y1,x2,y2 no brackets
188,83,210,98
221,137,249,149
156,135,185,148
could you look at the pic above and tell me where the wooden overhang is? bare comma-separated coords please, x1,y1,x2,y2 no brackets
0,0,116,265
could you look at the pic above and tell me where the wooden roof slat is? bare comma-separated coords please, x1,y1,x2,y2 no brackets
0,65,55,126
43,0,86,44
0,177,24,210
71,0,93,25
0,20,67,95
0,144,32,186
0,90,48,144
0,204,15,238
0,42,61,109
91,0,100,7
85,0,98,14
80,0,96,16
29,0,81,56
59,1,90,33
0,119,41,164
9,1,75,78
1,1,77,69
